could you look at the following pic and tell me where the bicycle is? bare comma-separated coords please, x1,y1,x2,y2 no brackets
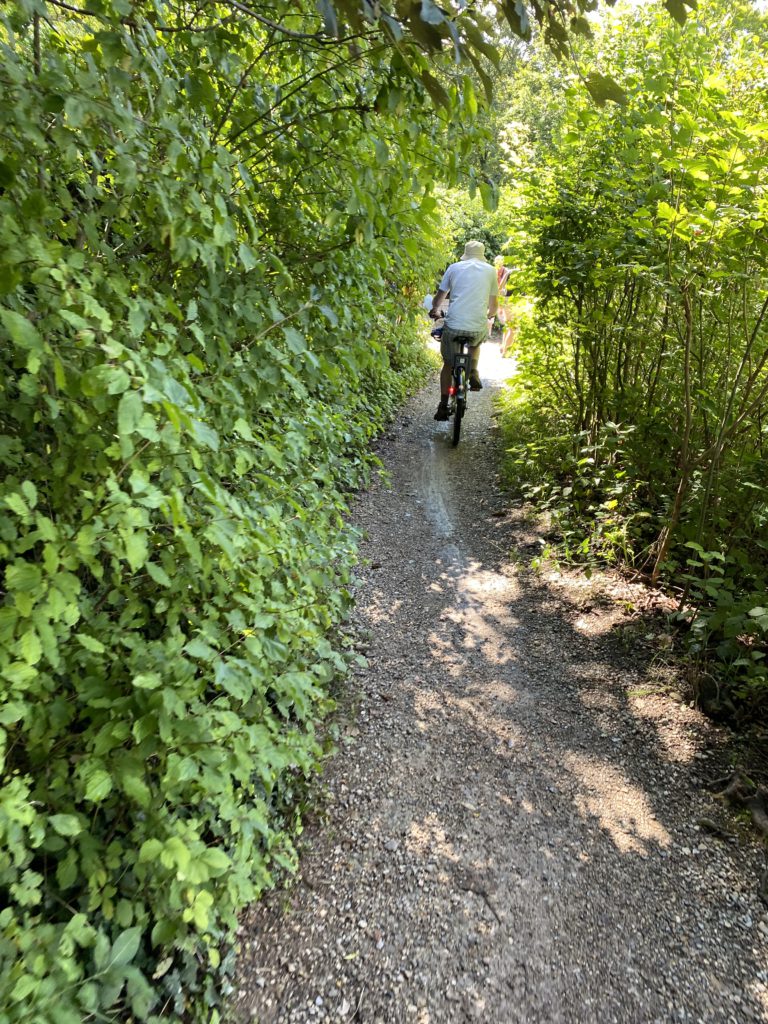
446,335,473,447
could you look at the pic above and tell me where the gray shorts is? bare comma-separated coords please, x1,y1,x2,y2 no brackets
440,326,486,365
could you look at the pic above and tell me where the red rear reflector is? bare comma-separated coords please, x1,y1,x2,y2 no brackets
448,386,456,395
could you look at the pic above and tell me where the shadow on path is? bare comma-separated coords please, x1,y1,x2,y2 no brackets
234,342,768,1024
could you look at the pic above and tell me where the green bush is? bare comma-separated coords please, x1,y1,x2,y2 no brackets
0,2,440,1019
492,0,768,718
0,331,427,1019
1,279,433,1019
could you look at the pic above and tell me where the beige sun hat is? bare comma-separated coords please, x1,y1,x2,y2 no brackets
461,240,486,261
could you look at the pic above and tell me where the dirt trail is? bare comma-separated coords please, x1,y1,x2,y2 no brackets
234,342,768,1024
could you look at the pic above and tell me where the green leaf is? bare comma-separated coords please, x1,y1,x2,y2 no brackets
381,11,403,41
238,242,257,271
502,0,531,41
109,927,142,968
11,975,37,1003
201,847,231,877
104,366,131,395
419,71,450,111
0,608,18,646
93,933,111,971
5,493,30,518
83,766,113,802
420,0,445,25
467,50,494,104
57,851,79,889
161,837,191,873
139,839,163,862
0,701,25,724
20,481,37,508
122,772,151,807
132,672,162,690
117,391,143,437
65,913,95,945
374,139,389,166
0,309,44,352
233,417,254,441
319,304,338,327
570,16,592,37
6,561,42,594
49,814,84,837
146,561,172,586
479,180,497,212
584,73,628,108
283,327,306,354
664,0,688,25
76,633,107,653
190,419,220,450
185,637,217,660
123,531,148,572
0,263,21,295
19,630,42,665
152,956,174,980
316,0,338,35
461,19,500,67
0,160,16,189
656,201,679,221
261,442,285,470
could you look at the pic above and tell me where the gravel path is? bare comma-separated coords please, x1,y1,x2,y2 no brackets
234,342,768,1024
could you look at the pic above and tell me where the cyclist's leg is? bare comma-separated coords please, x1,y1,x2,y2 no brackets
469,341,483,390
440,359,452,394
435,332,456,419
440,332,459,392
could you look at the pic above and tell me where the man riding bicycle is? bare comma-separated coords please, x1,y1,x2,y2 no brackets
430,240,498,421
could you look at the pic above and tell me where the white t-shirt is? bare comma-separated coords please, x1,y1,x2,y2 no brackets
439,258,498,332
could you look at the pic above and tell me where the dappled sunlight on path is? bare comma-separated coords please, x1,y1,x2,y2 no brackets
235,353,768,1024
564,751,672,856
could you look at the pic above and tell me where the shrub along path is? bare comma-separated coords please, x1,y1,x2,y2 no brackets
234,341,768,1024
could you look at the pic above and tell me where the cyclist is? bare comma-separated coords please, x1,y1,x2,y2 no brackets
430,240,498,421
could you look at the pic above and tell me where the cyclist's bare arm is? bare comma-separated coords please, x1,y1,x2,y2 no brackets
430,289,448,318
488,296,498,318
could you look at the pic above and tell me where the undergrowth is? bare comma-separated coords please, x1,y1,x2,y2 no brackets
497,360,768,726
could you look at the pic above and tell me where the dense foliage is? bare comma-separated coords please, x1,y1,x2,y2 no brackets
493,0,768,720
0,0,703,1017
0,0,479,1018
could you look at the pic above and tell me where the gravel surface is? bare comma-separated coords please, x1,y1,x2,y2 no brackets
233,342,768,1024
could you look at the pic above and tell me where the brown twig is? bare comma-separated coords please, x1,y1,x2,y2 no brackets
241,302,313,350
45,0,235,33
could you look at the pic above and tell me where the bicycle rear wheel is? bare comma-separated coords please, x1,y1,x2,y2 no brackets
452,396,465,447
